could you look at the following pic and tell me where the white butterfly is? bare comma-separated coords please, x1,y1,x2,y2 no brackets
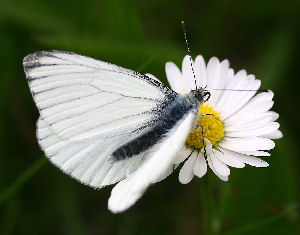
23,50,209,213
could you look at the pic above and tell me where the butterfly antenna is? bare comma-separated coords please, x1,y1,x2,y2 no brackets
181,21,197,89
212,88,270,92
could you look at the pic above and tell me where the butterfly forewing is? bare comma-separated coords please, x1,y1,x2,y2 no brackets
24,50,175,188
24,51,173,141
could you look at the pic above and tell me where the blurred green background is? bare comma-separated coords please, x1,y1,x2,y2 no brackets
0,0,299,234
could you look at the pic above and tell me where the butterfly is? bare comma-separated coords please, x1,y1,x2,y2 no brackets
23,50,210,213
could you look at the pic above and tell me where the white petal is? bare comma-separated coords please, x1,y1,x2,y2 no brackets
220,79,261,119
179,151,197,184
207,59,230,107
218,67,235,91
210,150,230,176
194,55,207,88
225,111,279,132
207,155,228,181
263,129,283,139
219,137,275,152
215,148,245,168
239,151,270,157
193,153,207,178
203,138,213,154
206,57,220,84
182,55,196,91
234,154,269,167
216,68,261,119
225,91,274,125
225,122,280,138
165,62,182,93
174,147,192,164
270,112,280,121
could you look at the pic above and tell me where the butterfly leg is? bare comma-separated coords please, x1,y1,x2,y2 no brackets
199,113,222,123
194,123,207,158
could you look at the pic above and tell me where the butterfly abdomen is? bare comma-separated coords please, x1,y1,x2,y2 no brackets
112,95,197,161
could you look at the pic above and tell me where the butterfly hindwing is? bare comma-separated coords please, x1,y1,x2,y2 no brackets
37,117,145,187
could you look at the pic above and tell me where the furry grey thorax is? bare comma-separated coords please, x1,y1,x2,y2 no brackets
112,88,210,161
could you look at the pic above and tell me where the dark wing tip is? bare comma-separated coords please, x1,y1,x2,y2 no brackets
23,50,75,65
23,54,39,78
23,51,51,75
23,51,48,64
23,50,75,78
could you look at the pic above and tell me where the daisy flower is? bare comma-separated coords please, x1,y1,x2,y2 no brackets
165,55,282,182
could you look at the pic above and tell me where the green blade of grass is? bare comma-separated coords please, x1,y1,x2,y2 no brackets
0,157,47,206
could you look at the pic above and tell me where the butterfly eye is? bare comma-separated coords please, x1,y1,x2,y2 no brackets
204,91,211,102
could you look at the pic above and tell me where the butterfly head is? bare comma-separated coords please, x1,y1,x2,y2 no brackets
190,87,210,104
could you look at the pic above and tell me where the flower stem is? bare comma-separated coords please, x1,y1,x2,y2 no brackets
201,173,219,235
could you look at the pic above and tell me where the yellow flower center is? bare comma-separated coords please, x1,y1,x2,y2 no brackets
185,104,225,150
